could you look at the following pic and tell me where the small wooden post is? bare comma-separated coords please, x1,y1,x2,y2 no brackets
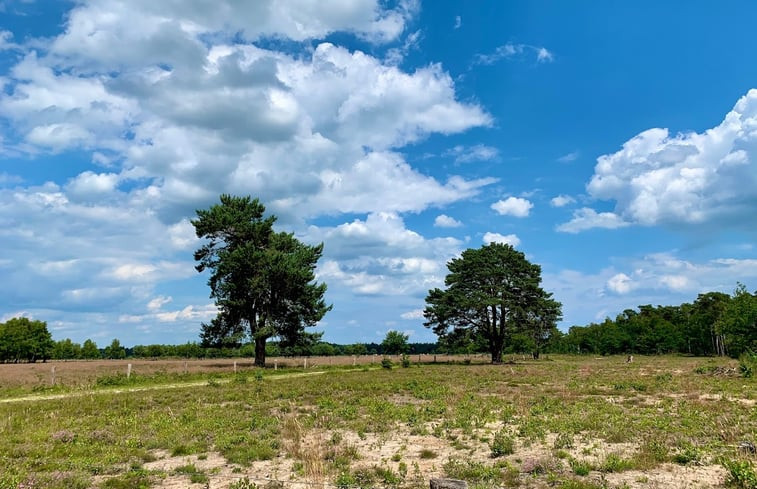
304,357,308,369
127,363,132,379
433,354,437,363
353,355,356,366
274,360,278,371
234,361,237,373
183,361,188,374
51,365,56,386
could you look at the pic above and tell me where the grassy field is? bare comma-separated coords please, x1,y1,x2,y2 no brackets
1,355,755,489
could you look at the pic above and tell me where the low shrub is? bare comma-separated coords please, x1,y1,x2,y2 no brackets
739,352,757,378
490,429,515,457
723,459,757,489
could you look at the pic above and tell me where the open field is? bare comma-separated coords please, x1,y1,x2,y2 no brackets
0,355,483,392
1,355,755,489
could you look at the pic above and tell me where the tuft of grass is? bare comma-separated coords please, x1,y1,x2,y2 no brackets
490,429,515,457
101,469,153,489
599,453,634,473
569,457,592,476
723,459,757,489
419,448,437,459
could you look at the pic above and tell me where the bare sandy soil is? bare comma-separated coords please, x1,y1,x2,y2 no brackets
131,422,727,489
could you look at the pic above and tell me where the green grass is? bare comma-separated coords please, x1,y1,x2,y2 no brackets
0,355,752,488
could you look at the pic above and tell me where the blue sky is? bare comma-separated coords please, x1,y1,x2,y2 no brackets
1,0,756,347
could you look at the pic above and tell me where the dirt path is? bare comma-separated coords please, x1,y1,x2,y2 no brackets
0,369,340,405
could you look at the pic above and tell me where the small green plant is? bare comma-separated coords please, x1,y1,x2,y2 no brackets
600,453,634,473
171,444,191,456
570,458,592,476
229,477,258,489
335,472,357,489
673,443,701,465
401,354,411,368
443,459,504,483
723,459,757,489
419,449,437,459
102,469,153,489
490,429,515,457
173,464,208,484
381,357,393,369
554,432,574,449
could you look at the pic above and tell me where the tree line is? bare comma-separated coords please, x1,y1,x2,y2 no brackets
554,284,757,357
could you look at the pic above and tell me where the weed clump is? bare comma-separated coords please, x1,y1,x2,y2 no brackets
723,459,757,489
490,429,515,457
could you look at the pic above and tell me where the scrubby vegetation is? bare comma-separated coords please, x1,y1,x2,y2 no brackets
0,355,754,488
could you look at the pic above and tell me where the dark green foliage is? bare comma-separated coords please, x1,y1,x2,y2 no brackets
559,284,756,357
381,330,409,354
739,352,757,378
104,338,126,359
424,242,561,363
52,338,83,360
81,339,101,359
0,317,54,363
192,195,331,367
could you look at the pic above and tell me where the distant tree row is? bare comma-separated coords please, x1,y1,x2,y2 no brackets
0,318,54,363
42,332,438,361
555,284,757,357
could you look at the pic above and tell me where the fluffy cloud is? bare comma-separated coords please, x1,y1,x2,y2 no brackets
307,212,462,296
434,214,462,228
491,196,533,217
0,1,495,345
557,208,629,233
606,273,633,294
482,232,520,247
550,194,575,208
563,90,757,231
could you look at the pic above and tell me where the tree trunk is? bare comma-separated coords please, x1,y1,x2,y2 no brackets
254,336,267,367
490,337,504,364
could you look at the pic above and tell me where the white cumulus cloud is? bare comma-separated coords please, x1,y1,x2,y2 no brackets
550,195,576,208
563,89,757,232
491,196,533,217
557,208,629,233
434,214,462,228
482,232,520,247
